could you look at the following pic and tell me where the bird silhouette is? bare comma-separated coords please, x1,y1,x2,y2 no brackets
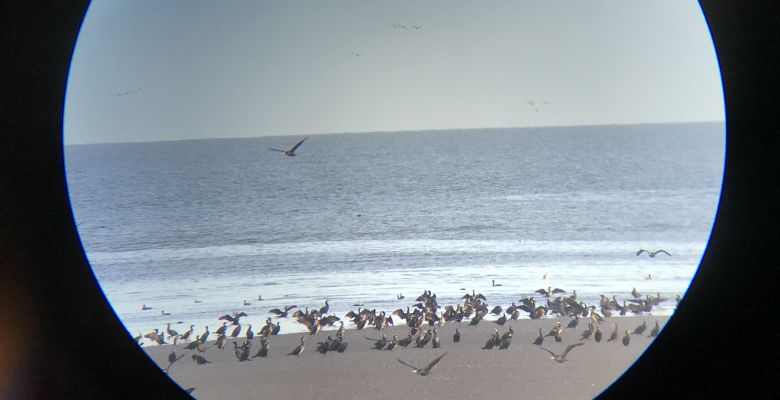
541,343,584,363
636,249,671,257
269,138,307,156
397,352,447,376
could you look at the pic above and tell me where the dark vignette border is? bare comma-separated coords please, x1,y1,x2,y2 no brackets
1,1,778,399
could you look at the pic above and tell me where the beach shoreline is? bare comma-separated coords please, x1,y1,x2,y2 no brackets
143,314,669,400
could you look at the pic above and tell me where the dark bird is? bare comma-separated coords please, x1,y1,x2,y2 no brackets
636,249,671,257
233,342,250,361
533,328,544,346
536,286,566,298
453,329,461,343
594,326,603,343
397,352,447,376
219,312,248,325
492,279,503,287
192,354,210,366
541,343,584,363
163,349,185,373
623,330,632,346
499,328,514,350
631,287,641,299
608,323,618,342
634,321,648,336
288,336,305,356
230,324,242,338
336,337,349,353
269,305,297,318
269,137,308,157
412,25,423,30
351,51,361,57
645,274,652,280
161,310,170,316
649,320,660,337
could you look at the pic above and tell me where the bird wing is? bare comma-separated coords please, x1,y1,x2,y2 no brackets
269,309,283,315
423,352,447,371
534,288,547,295
655,250,671,256
218,314,235,321
540,347,557,357
562,342,584,358
289,137,308,152
285,305,298,312
636,249,648,256
552,288,566,294
237,312,248,318
269,148,286,152
396,358,418,372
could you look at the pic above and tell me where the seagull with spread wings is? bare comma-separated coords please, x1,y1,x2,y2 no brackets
397,352,447,376
636,249,671,257
269,137,308,156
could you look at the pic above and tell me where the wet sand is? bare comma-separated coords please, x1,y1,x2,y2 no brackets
143,315,668,400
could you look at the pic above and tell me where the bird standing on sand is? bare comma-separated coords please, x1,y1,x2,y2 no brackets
608,323,618,342
288,336,305,356
636,249,671,257
541,343,584,363
649,320,660,337
634,321,648,336
192,354,210,365
623,330,633,346
163,349,185,373
533,328,544,346
453,329,461,343
397,352,447,376
269,137,308,156
253,336,270,358
233,342,250,362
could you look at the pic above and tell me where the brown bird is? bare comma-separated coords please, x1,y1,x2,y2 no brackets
541,343,584,363
397,352,447,376
269,137,308,156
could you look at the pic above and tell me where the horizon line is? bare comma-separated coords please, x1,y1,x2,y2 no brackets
64,119,725,146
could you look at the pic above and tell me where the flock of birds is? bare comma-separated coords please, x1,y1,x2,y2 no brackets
138,266,676,381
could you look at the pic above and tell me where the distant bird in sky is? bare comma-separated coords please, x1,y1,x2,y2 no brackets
110,86,141,97
352,51,361,57
397,352,447,376
636,249,671,257
269,137,308,156
412,25,423,30
392,24,408,29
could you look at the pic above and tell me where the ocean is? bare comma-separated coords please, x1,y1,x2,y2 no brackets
64,122,724,339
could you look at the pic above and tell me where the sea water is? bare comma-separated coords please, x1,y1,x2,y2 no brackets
64,122,724,339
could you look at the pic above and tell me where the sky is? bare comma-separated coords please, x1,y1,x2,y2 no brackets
64,0,725,145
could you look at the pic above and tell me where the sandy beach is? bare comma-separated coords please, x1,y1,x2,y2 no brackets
143,315,669,400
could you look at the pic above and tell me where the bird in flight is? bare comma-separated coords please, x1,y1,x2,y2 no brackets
352,51,361,57
269,137,308,157
636,249,671,257
540,343,584,363
397,352,447,376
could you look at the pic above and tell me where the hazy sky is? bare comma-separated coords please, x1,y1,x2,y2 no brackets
64,0,724,145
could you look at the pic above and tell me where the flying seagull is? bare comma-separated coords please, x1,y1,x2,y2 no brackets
269,137,308,156
397,352,447,376
541,343,584,363
636,249,671,257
